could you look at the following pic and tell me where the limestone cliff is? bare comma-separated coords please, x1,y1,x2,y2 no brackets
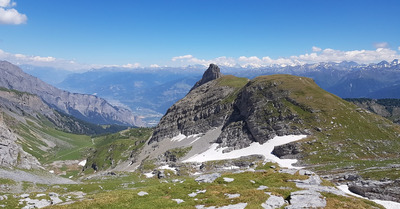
0,113,41,169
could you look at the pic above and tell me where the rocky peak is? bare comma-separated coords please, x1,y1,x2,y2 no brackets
190,64,223,91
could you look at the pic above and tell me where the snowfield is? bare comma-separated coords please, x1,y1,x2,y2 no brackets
183,135,307,169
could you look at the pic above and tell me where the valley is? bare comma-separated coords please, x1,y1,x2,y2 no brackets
1,63,400,208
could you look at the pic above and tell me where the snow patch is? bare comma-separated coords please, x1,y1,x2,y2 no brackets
78,160,87,166
183,135,307,169
143,172,155,178
170,133,203,143
337,185,400,209
158,165,178,174
171,133,187,142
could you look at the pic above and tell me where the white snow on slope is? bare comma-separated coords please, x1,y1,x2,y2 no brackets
78,160,87,166
183,135,307,169
158,165,178,174
171,133,187,142
171,133,202,142
337,185,400,209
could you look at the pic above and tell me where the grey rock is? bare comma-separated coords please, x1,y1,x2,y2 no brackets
196,203,248,209
137,191,148,196
195,173,221,183
279,169,298,175
223,177,234,182
225,193,240,199
188,192,198,197
286,190,326,209
19,198,51,209
0,115,41,169
295,175,323,186
20,194,30,198
257,185,269,190
344,174,360,181
294,174,346,196
172,199,184,204
0,195,7,201
272,143,302,159
298,170,314,176
157,170,165,179
191,64,223,91
348,179,400,202
262,195,285,209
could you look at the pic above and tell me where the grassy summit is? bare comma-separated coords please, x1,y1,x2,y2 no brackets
249,74,400,179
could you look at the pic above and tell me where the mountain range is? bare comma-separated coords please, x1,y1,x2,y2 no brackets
31,59,400,126
0,61,143,127
1,63,400,208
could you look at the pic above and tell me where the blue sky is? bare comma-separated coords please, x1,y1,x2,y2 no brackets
0,0,399,70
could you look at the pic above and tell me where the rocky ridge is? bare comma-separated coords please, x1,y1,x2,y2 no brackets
150,65,310,149
147,64,400,203
0,61,143,126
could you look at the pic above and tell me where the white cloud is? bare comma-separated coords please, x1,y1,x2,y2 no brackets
171,55,193,61
294,47,399,64
312,46,322,52
0,0,13,7
0,0,27,25
122,63,140,68
2,46,399,71
171,47,400,68
374,42,389,49
0,49,99,71
398,46,400,51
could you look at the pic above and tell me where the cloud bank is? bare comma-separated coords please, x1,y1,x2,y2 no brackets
0,0,27,25
0,49,144,71
171,47,400,68
1,46,399,71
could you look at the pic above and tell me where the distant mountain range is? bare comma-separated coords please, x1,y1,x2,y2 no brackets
0,61,143,127
26,60,400,125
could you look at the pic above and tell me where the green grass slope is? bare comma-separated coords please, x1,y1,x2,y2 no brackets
252,75,400,179
84,128,153,172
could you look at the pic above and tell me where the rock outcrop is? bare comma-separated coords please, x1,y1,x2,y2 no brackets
349,179,400,202
0,113,41,169
346,98,400,124
0,61,142,126
190,64,223,91
150,73,237,143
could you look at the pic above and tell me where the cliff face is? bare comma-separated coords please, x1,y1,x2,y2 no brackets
216,78,306,149
150,64,236,143
345,98,400,124
0,61,143,126
0,113,41,169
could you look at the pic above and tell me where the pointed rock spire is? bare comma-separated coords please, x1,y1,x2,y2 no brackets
191,64,223,91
